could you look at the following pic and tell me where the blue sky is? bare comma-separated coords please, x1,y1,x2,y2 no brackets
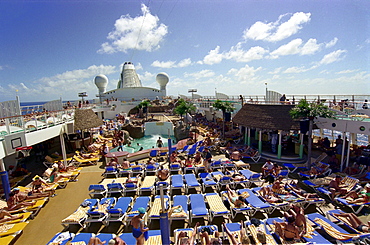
0,0,369,102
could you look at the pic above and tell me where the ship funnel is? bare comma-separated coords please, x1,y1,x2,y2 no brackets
118,62,142,88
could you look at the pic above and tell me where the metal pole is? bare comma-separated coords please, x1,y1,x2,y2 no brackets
159,184,170,245
258,130,262,154
0,159,11,201
307,119,313,168
299,133,304,159
60,127,67,167
277,131,282,159
345,134,351,170
340,132,346,171
168,137,172,164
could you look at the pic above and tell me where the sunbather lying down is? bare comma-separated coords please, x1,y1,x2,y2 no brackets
343,183,370,204
333,212,370,232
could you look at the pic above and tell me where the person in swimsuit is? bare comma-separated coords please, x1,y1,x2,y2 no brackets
284,205,307,236
0,209,23,223
333,212,370,232
274,216,301,242
157,166,169,181
87,237,106,245
222,222,251,245
344,183,370,204
225,185,246,208
6,191,35,211
130,207,149,245
176,222,199,245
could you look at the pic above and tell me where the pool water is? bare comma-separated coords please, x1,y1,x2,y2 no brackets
111,134,177,153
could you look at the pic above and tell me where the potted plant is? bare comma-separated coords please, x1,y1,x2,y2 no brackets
290,99,335,167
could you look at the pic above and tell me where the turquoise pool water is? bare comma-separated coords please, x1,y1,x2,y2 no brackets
110,134,177,153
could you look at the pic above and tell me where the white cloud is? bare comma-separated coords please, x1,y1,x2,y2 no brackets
151,60,176,68
300,38,322,55
98,4,168,53
184,69,215,79
226,45,268,62
336,69,360,74
270,39,303,58
269,68,282,74
319,50,347,65
283,66,309,74
243,12,311,42
138,71,155,83
227,64,262,83
269,38,323,59
325,37,338,48
177,58,192,67
7,65,116,100
202,46,223,65
151,58,192,68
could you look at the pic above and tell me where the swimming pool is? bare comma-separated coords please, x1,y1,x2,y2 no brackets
110,134,177,153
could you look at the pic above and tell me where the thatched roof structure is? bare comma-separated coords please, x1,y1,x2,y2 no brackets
74,109,103,131
232,104,300,131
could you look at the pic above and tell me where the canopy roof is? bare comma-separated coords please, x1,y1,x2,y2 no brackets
74,109,103,131
232,104,300,131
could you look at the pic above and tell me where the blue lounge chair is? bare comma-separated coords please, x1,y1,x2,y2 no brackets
103,166,119,178
145,164,158,175
170,174,184,195
283,163,307,173
221,191,253,219
126,196,151,224
47,232,74,245
107,182,124,197
251,187,291,211
105,196,133,226
189,194,208,222
327,209,364,233
184,174,201,193
174,228,193,245
171,195,189,223
265,217,331,245
148,195,170,222
200,172,218,192
239,169,262,187
88,184,107,198
212,171,234,189
85,197,116,227
307,212,370,243
123,182,138,195
139,175,157,195
335,196,370,214
170,163,182,174
205,193,230,221
210,160,223,171
177,145,189,155
187,146,197,156
69,233,93,244
61,199,98,228
238,188,275,215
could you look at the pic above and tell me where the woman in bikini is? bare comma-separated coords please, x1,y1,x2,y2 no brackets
333,212,370,232
274,216,301,242
226,185,246,208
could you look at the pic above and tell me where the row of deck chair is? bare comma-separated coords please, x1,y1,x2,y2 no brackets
47,230,162,245
0,210,33,245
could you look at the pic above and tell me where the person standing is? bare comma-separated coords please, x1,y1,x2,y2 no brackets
156,137,163,148
130,207,149,245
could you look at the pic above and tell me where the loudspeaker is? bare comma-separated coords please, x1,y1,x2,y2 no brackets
300,119,309,134
225,112,231,122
